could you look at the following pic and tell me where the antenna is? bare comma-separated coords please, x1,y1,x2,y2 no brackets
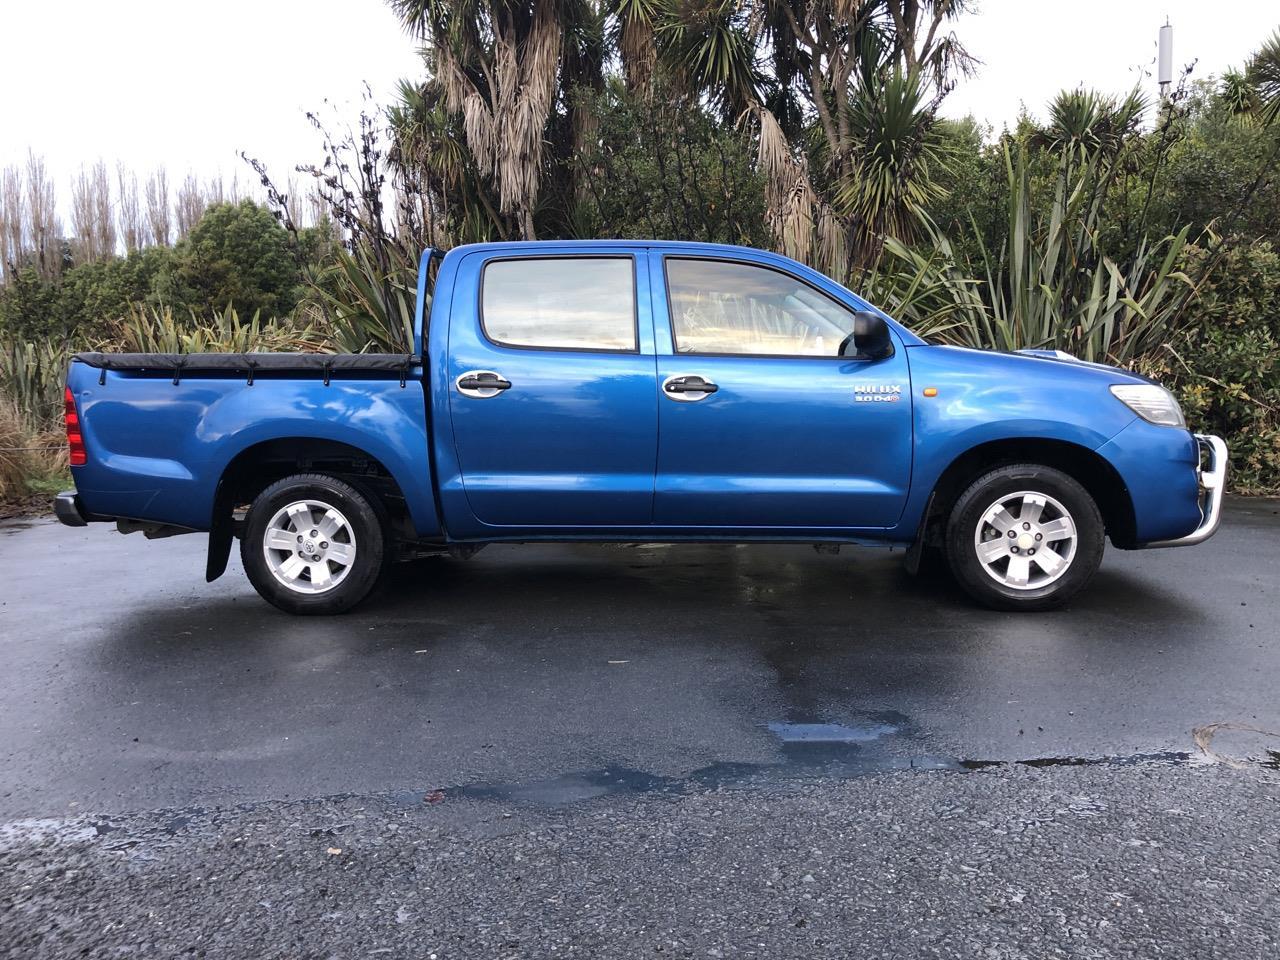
1158,19,1173,96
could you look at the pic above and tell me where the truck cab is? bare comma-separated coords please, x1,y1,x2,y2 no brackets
57,241,1227,614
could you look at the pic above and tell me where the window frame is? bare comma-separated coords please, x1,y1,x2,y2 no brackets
478,254,641,355
661,254,881,361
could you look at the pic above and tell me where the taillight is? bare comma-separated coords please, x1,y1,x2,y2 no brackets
64,386,87,466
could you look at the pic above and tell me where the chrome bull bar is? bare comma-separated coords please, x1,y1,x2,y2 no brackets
1146,434,1229,548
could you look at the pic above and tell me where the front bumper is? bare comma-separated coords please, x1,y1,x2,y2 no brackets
1145,434,1228,548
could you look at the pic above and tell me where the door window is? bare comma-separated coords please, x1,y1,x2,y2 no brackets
481,257,637,351
665,258,857,357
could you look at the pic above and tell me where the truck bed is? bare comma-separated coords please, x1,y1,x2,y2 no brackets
72,351,420,382
64,352,440,539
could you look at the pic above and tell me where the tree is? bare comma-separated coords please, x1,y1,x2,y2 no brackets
571,76,768,244
0,266,61,340
385,0,971,273
165,200,301,319
389,0,605,240
640,0,974,274
1247,27,1280,126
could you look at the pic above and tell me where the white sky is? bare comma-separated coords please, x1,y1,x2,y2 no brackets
0,0,423,218
941,0,1276,130
0,0,1275,221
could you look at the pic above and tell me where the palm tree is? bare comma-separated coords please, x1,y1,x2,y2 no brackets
1219,69,1259,125
1038,87,1147,164
386,0,973,270
610,0,662,89
659,0,973,275
1247,27,1280,126
836,68,950,269
389,0,600,240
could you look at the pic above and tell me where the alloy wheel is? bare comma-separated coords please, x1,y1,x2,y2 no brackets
972,490,1078,591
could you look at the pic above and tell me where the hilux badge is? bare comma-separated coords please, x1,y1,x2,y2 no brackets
853,384,902,403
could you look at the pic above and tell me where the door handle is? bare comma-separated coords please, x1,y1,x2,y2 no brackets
456,370,512,398
662,374,719,401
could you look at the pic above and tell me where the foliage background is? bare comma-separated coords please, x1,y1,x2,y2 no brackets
1,4,1279,499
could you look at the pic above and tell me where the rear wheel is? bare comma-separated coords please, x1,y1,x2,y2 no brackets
240,473,387,615
945,464,1104,611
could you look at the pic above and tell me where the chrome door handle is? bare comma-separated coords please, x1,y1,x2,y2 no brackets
456,370,511,398
662,374,719,401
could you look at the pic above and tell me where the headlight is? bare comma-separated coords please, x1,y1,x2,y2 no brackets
1109,384,1185,427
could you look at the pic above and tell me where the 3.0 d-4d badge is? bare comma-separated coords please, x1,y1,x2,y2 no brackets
853,383,902,402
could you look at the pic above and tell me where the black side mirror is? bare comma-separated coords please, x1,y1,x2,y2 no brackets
840,311,895,361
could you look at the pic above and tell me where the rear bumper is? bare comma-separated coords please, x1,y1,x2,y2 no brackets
54,490,115,527
54,491,88,527
1144,434,1228,548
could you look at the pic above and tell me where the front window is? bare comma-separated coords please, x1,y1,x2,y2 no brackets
481,257,637,352
665,258,857,357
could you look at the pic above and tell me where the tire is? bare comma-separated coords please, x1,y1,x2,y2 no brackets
945,464,1104,611
240,473,388,615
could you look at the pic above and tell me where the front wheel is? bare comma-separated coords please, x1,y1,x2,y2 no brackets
240,473,387,615
945,464,1104,611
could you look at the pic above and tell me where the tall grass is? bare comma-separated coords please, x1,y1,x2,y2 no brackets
871,142,1196,364
104,303,329,354
1,339,66,432
0,398,36,501
304,241,419,354
0,304,338,502
966,145,1194,364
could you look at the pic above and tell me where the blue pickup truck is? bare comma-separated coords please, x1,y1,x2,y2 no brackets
56,240,1227,614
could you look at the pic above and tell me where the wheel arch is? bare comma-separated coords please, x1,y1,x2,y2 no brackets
918,437,1137,552
206,437,418,582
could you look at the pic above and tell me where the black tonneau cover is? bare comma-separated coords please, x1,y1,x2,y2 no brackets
72,352,421,386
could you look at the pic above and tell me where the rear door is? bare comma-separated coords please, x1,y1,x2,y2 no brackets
446,248,658,527
652,254,912,529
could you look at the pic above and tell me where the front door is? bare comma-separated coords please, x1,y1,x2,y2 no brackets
652,255,912,529
448,250,658,527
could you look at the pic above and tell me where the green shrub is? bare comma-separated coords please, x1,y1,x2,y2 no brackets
570,79,769,248
160,200,303,321
0,339,67,431
0,266,62,341
105,303,328,355
56,246,175,338
1145,241,1280,492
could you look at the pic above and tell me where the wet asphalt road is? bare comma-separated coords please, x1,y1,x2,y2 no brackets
2,501,1279,958
0,499,1278,818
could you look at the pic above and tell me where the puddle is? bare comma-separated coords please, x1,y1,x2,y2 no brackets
766,720,898,743
0,817,101,850
436,749,1203,808
419,711,1215,808
964,751,1193,770
444,758,929,807
433,711,952,806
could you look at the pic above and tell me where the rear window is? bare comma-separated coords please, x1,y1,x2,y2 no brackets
481,257,637,351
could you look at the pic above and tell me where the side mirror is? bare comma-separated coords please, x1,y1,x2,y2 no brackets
840,311,895,361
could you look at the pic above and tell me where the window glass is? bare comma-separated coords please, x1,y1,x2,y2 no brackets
482,257,636,351
666,258,856,357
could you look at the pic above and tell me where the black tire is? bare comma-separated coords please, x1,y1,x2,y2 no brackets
240,473,387,615
945,464,1104,611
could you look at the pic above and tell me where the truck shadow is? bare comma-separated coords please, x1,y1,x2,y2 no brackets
97,542,1208,670
63,542,1227,814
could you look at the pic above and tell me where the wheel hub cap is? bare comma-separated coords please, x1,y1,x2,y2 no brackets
973,490,1078,591
263,499,357,595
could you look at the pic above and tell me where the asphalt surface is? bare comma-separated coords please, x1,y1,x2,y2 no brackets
1,499,1278,957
